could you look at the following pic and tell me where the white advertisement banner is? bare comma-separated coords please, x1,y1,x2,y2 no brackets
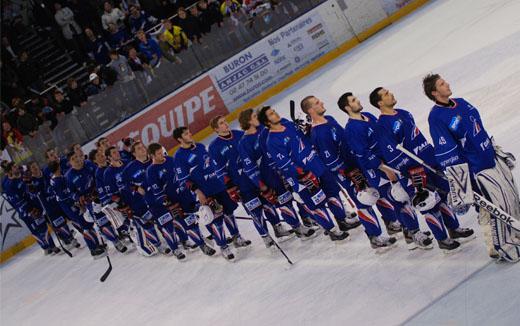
210,7,337,110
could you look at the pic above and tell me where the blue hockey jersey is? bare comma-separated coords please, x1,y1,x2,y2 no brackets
428,98,495,174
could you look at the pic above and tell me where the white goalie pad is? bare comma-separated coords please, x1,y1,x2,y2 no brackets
197,205,215,226
445,163,474,208
102,205,126,229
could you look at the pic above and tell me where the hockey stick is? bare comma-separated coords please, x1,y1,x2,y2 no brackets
396,144,520,231
89,209,113,282
272,238,294,265
44,215,73,258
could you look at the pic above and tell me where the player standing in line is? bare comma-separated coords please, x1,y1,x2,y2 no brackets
369,87,474,252
173,127,251,261
301,96,401,250
423,73,520,259
208,115,292,247
1,161,61,255
121,141,170,256
338,92,434,249
43,148,70,181
25,161,79,249
119,137,135,164
47,159,106,258
237,109,317,239
65,151,128,253
257,106,350,241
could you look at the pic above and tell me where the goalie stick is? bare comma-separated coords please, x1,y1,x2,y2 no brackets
87,209,113,282
395,144,520,232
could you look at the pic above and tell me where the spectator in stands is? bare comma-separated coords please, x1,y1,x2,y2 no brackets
108,50,134,81
175,7,202,43
155,0,177,19
16,51,43,92
198,0,224,28
1,121,24,152
54,2,86,63
66,78,88,107
128,4,158,34
107,22,130,49
21,96,44,126
136,30,162,67
101,1,126,31
189,5,208,35
85,73,107,96
67,0,102,33
53,89,74,115
157,33,182,64
220,0,243,25
16,107,39,137
162,19,189,53
84,28,111,65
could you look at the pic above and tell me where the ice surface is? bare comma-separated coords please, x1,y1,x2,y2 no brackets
2,0,520,325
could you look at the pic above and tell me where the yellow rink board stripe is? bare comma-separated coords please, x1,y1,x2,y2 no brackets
0,236,36,264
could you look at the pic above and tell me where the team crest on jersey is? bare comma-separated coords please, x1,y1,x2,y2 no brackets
411,126,420,140
470,116,481,136
298,139,305,153
283,136,290,145
392,120,402,134
449,115,461,131
439,136,447,145
331,127,337,141
220,146,229,155
203,155,211,169
187,153,196,163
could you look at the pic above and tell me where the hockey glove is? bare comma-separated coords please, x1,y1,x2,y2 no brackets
412,189,440,213
491,137,516,170
223,176,241,203
297,170,320,192
207,197,224,218
165,200,184,219
408,166,427,189
356,188,380,206
346,168,368,192
260,187,278,205
29,207,41,218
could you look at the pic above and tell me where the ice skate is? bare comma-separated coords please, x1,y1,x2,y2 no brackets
448,227,476,243
385,220,402,236
232,234,252,248
301,215,317,227
91,246,107,260
262,234,275,248
160,245,172,256
115,240,128,253
337,218,361,232
173,249,186,261
369,234,397,250
408,229,433,250
182,239,198,250
294,224,319,240
200,243,216,256
437,238,461,253
221,245,235,261
273,223,293,238
328,228,349,242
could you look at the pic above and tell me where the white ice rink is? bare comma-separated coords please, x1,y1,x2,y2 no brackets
2,0,520,325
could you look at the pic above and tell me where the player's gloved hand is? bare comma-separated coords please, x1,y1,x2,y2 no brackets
166,200,184,218
260,187,278,205
491,137,516,170
389,181,410,203
356,187,380,206
412,189,440,213
297,169,320,191
223,175,241,202
79,195,90,207
207,197,224,217
346,168,368,191
29,207,41,218
408,166,427,189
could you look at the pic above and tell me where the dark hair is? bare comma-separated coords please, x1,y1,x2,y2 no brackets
96,137,108,147
1,160,15,173
257,106,271,127
300,95,315,114
122,137,134,147
88,149,98,162
337,92,353,114
109,49,118,56
209,115,224,130
238,109,254,131
147,143,163,156
422,73,441,102
48,160,61,174
369,87,383,109
130,141,142,154
105,146,116,158
45,148,56,159
66,150,76,161
172,127,188,141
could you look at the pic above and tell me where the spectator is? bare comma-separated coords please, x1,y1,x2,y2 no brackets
198,0,223,29
189,5,208,35
85,73,107,96
66,78,88,107
53,89,74,115
26,95,58,130
67,0,102,33
107,22,130,49
108,50,134,81
127,47,154,84
162,19,189,53
101,1,126,31
16,107,39,137
1,36,19,65
155,0,177,19
136,30,162,67
128,4,158,34
220,0,242,17
20,96,44,126
157,33,182,64
17,51,43,91
175,7,202,43
54,2,86,63
1,121,24,152
84,28,111,65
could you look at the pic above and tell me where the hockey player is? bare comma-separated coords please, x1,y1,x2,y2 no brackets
43,148,69,181
122,141,203,257
25,161,79,249
208,115,291,247
1,161,61,255
237,108,317,239
256,106,350,241
369,87,474,251
65,150,128,253
119,137,135,164
47,159,106,258
173,126,250,261
423,73,520,260
338,92,434,250
300,95,399,250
